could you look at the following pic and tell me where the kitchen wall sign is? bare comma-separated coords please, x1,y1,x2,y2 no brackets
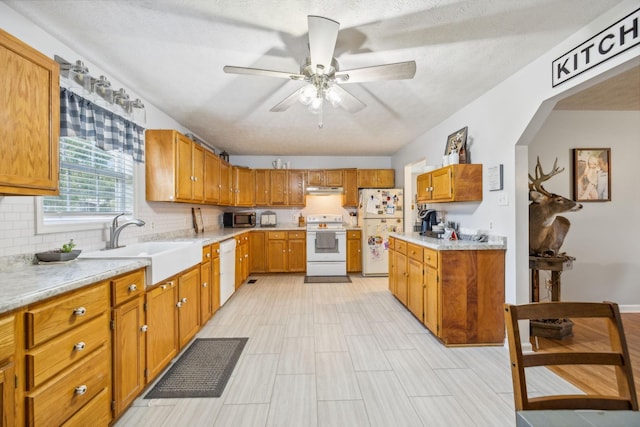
552,7,639,87
573,148,611,202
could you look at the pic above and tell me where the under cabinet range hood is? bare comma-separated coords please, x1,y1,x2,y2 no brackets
305,186,344,195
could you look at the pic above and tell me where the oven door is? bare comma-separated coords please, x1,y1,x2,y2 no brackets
306,230,346,262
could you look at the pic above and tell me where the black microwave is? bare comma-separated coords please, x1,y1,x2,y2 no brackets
223,211,256,228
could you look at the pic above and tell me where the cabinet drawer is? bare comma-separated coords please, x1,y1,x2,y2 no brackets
0,314,15,363
394,239,407,255
288,231,305,240
111,269,145,306
202,245,211,262
26,312,109,390
423,248,438,269
268,231,286,239
211,242,220,258
26,282,109,348
347,230,361,239
407,243,423,262
26,346,109,427
61,386,111,427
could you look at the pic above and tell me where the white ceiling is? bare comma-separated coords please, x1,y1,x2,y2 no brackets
5,0,626,156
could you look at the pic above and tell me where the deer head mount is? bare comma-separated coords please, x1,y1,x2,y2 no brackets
529,157,582,256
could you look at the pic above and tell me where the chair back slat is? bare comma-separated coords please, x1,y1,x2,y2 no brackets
504,301,638,412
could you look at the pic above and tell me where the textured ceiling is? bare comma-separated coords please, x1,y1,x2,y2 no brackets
5,0,627,156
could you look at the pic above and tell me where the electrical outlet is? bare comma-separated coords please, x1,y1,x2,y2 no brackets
489,221,494,230
498,192,508,206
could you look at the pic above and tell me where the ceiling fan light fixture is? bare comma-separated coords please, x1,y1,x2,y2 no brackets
298,84,316,106
325,85,343,108
308,96,323,114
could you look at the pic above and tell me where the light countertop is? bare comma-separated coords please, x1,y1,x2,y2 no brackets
390,231,507,251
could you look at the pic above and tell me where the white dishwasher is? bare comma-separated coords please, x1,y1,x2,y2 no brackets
219,238,236,306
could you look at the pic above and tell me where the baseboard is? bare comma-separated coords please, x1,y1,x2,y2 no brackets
619,304,640,313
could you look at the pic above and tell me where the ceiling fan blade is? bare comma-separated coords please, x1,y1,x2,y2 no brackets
330,85,366,113
270,87,305,112
223,65,304,80
335,61,416,83
308,15,339,70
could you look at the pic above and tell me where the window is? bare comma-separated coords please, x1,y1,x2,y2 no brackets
37,137,135,233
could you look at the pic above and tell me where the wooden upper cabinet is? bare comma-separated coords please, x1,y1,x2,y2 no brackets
287,170,306,206
416,164,482,203
357,169,395,188
254,169,270,206
204,150,220,203
0,30,59,196
307,169,343,187
233,166,255,206
269,170,288,205
145,129,206,203
218,160,232,206
342,169,358,207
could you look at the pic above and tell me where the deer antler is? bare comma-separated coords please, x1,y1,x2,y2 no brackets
528,156,565,197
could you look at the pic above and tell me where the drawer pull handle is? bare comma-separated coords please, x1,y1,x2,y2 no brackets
73,307,87,316
75,385,88,395
74,342,86,351
160,284,167,290
128,284,138,292
140,325,148,332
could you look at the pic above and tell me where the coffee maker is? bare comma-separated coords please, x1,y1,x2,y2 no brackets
419,209,441,237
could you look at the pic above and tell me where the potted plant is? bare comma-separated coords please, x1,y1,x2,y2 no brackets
36,239,82,262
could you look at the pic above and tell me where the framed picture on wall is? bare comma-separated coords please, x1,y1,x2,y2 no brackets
445,126,468,156
573,148,610,202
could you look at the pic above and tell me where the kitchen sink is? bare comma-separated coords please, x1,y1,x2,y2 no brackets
80,241,202,286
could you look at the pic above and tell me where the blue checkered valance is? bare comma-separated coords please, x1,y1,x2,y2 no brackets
59,87,145,163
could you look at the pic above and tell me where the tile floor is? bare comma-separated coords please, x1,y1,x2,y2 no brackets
115,274,581,427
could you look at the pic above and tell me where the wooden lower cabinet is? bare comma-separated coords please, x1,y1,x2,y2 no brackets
178,266,201,349
249,231,267,273
200,245,213,324
287,231,306,272
346,230,362,273
211,242,221,314
389,239,505,346
0,314,15,427
145,278,178,384
267,231,288,272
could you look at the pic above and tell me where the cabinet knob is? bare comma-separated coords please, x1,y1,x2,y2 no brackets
75,385,88,395
128,284,138,292
176,301,182,308
202,282,208,287
206,253,211,258
160,284,167,290
140,324,148,332
74,341,86,351
73,307,87,316
181,297,188,303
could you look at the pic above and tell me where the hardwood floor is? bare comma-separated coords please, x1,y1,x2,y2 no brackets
534,312,640,397
115,275,587,427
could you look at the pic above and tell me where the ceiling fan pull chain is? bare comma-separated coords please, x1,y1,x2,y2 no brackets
318,101,324,129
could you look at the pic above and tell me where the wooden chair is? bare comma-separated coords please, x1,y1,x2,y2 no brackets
504,301,638,412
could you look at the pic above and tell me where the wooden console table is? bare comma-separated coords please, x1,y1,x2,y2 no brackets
529,255,574,302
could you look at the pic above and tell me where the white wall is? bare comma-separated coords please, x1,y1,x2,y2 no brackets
529,111,640,304
0,3,224,257
391,0,640,309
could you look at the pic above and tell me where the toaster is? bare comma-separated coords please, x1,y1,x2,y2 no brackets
260,211,277,227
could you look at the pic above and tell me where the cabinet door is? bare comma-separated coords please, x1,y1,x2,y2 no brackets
145,280,178,383
325,169,343,186
357,170,377,188
269,170,288,205
250,231,267,273
219,161,232,205
347,231,362,273
234,167,255,206
393,251,408,305
407,258,424,321
175,133,194,201
112,296,145,418
212,244,221,314
388,241,396,294
377,169,395,188
287,170,306,206
204,150,220,203
178,267,200,348
416,173,432,202
423,265,439,335
431,167,453,200
200,258,213,324
192,143,205,202
0,30,59,196
307,170,324,186
0,362,15,427
342,169,358,207
254,170,270,206
267,239,288,272
288,237,306,272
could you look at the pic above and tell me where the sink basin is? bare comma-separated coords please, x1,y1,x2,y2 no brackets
80,241,202,285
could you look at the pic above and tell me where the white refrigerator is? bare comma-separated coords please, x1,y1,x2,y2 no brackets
358,188,404,276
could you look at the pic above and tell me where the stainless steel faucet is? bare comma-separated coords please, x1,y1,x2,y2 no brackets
106,213,145,249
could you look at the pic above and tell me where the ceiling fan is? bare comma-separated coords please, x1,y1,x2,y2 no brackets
223,15,417,128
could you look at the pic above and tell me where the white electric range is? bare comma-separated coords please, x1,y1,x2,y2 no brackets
306,214,347,276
